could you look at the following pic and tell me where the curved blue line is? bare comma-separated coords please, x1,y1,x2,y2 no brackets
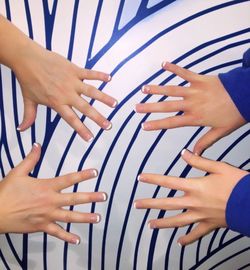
238,263,250,270
0,249,11,270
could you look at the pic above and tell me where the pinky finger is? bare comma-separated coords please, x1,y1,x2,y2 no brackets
177,222,215,246
45,223,81,245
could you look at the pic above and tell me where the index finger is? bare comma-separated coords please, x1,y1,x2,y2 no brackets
78,68,111,82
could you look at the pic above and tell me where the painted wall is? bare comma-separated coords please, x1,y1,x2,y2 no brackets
0,0,250,269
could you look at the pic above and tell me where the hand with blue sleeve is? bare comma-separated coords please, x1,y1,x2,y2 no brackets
136,49,250,155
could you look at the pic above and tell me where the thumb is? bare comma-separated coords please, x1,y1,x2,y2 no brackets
193,127,230,155
17,98,37,131
14,143,41,176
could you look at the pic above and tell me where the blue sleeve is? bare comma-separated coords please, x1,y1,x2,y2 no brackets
218,48,250,122
226,174,250,237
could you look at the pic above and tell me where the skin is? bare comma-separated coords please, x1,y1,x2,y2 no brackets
134,149,249,246
135,62,246,155
0,15,118,142
0,143,107,244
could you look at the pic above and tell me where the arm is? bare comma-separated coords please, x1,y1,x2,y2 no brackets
0,143,107,244
134,150,249,246
135,49,250,155
0,15,118,142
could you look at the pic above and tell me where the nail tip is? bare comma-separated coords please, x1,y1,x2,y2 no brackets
105,123,112,130
178,242,182,247
102,193,107,201
75,239,80,245
87,136,94,143
112,100,118,108
33,143,39,148
181,149,186,156
96,215,101,223
16,127,21,131
92,169,98,177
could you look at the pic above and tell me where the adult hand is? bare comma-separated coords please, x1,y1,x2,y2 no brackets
134,149,248,246
135,62,246,155
14,42,117,142
0,143,107,244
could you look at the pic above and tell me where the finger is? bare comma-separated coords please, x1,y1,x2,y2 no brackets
14,143,41,175
162,62,200,82
17,98,37,131
73,96,112,130
141,115,194,130
134,197,187,211
148,211,200,229
79,82,118,108
141,85,187,97
181,149,221,173
52,209,101,224
45,223,81,245
78,68,111,82
53,169,98,191
193,127,231,155
138,173,194,192
178,222,214,246
56,105,94,142
136,100,186,113
57,191,107,207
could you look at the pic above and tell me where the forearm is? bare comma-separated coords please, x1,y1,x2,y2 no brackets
0,15,33,71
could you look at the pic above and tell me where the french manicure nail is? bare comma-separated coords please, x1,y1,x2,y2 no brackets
162,61,167,68
181,149,186,156
177,242,182,247
96,215,101,223
33,142,39,148
92,169,98,177
87,135,94,143
133,202,137,208
74,238,80,245
16,127,21,131
107,75,112,82
141,123,145,130
102,193,107,201
141,85,150,93
137,175,141,181
112,100,118,108
104,121,112,130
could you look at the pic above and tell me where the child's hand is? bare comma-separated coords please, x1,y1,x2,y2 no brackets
134,150,248,246
136,62,246,155
0,143,107,244
14,42,118,142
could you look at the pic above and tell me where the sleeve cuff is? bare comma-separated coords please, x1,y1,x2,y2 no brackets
218,67,250,122
226,174,250,237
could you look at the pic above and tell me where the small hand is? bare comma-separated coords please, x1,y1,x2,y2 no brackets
134,150,248,246
14,42,118,142
135,62,246,154
0,143,107,244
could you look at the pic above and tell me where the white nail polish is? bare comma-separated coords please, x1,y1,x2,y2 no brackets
162,61,167,68
181,149,186,156
87,136,94,143
112,100,118,108
194,152,198,156
105,122,112,130
141,123,145,130
137,175,141,181
75,239,80,245
108,75,112,82
16,127,21,131
33,143,39,148
96,215,100,223
148,223,152,229
92,169,98,177
178,242,182,247
133,202,137,209
102,193,107,201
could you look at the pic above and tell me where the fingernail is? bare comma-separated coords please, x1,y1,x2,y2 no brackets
141,123,145,130
177,242,182,247
141,122,149,130
92,169,98,177
137,175,141,181
86,135,94,143
16,127,21,131
133,202,137,208
141,85,150,93
148,222,154,229
181,149,186,156
194,152,199,156
103,120,112,130
96,215,101,223
33,142,39,148
102,193,108,201
107,75,112,82
112,100,118,108
74,238,80,245
162,61,170,68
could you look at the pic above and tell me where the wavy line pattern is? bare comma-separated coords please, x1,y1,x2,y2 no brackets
0,0,250,269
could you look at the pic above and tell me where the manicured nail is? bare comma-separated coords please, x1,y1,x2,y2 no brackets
107,75,112,82
16,127,21,131
141,122,150,130
103,120,112,130
102,193,108,201
92,169,98,177
141,123,145,130
133,202,137,208
141,85,150,93
181,149,186,156
137,175,141,181
148,222,154,229
112,100,118,108
86,135,94,143
162,61,170,68
74,238,80,245
96,215,101,223
33,142,39,148
177,242,182,247
194,152,199,156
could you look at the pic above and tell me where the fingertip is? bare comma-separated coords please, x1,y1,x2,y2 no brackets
162,61,170,69
73,238,81,245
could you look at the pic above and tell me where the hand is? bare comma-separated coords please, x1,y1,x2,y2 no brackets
135,62,246,155
14,41,118,142
0,143,107,244
134,149,248,246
